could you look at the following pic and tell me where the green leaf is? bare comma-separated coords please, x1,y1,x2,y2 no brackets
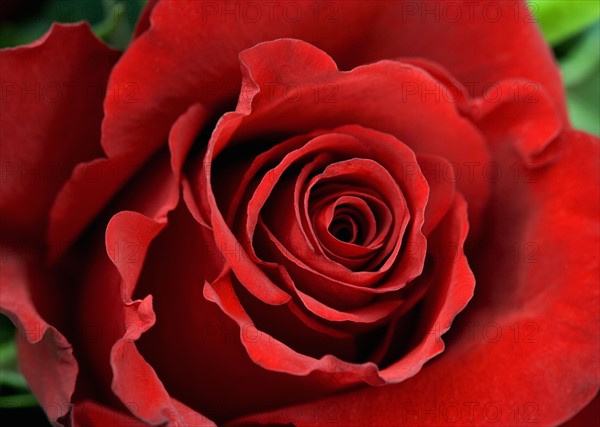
529,0,600,44
558,23,600,87
0,393,39,409
92,0,127,45
0,370,29,390
0,315,31,394
0,314,16,346
0,338,17,370
566,69,600,136
553,22,600,136
0,318,34,407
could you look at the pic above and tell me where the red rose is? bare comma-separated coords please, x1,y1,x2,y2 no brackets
1,1,598,426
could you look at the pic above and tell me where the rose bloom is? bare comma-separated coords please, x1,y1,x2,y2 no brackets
0,1,598,426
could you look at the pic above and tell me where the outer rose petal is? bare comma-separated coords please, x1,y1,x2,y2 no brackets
471,79,563,167
104,0,565,183
77,208,215,426
227,130,600,427
0,250,78,424
0,23,119,245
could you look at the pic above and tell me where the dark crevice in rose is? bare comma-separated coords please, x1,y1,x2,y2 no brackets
329,218,357,243
185,110,231,165
376,305,422,369
317,198,373,244
212,153,260,217
191,125,256,219
362,257,439,366
354,323,393,365
308,186,392,253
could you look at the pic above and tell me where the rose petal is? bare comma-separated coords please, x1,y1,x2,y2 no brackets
110,295,182,425
0,23,118,245
396,57,470,114
418,155,457,236
233,280,359,361
471,79,563,167
105,0,565,192
85,208,215,426
380,195,474,383
0,250,78,423
95,202,217,425
105,212,165,301
70,149,204,422
285,285,407,325
204,269,385,384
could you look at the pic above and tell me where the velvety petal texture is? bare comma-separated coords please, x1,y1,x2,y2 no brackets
1,1,597,426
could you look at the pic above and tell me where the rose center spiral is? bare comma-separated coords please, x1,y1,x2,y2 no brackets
329,214,359,244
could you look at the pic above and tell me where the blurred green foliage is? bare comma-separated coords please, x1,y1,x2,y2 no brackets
560,23,600,136
529,0,600,44
0,0,146,50
529,0,600,135
0,314,37,409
